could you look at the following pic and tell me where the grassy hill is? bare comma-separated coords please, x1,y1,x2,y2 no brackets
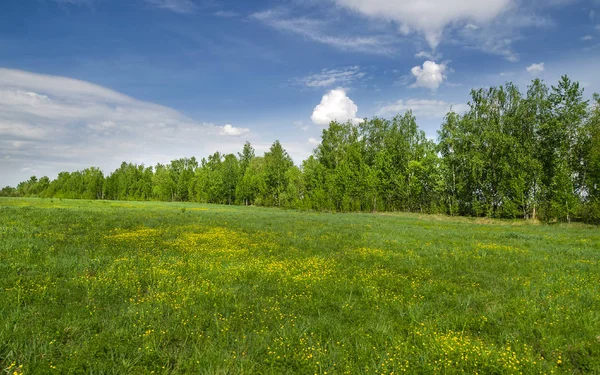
1,198,599,374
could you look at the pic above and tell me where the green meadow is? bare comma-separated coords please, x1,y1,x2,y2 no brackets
1,197,599,374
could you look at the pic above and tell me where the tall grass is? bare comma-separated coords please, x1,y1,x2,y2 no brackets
1,198,599,374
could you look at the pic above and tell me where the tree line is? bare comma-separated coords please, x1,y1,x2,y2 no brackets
3,76,600,223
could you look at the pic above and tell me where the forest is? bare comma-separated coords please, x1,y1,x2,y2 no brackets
3,76,600,223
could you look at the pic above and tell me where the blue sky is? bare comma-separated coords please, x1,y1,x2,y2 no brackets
1,0,600,186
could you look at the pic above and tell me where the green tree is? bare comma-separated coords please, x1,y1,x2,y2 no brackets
82,167,104,199
579,93,600,221
152,163,175,201
238,141,255,177
264,141,293,206
301,156,330,211
222,154,240,205
236,157,267,206
0,186,17,197
539,76,587,221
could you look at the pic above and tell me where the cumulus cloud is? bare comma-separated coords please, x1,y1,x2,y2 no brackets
526,62,545,74
582,35,594,41
220,124,250,136
311,89,363,126
308,137,320,146
296,66,365,88
377,99,468,118
333,0,513,48
0,68,250,186
410,61,447,90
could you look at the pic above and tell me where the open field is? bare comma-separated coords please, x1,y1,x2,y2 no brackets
1,198,599,374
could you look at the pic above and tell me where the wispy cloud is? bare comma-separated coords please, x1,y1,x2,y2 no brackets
214,10,238,18
250,10,396,55
415,50,442,60
293,121,309,131
52,0,94,5
146,0,197,14
377,99,468,118
451,12,553,62
295,66,365,88
456,23,519,62
0,68,251,185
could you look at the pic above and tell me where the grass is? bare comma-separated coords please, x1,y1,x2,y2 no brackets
1,197,599,374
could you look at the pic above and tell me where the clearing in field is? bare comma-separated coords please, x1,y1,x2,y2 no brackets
0,198,599,374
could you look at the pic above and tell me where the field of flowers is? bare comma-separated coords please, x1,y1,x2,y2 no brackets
1,198,599,374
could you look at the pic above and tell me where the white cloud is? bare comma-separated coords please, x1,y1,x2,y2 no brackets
0,68,251,186
0,121,49,140
146,0,197,14
582,35,594,41
87,120,116,132
414,51,441,60
526,62,545,74
377,99,468,118
220,124,250,136
296,66,365,88
410,61,447,90
308,137,320,146
311,89,363,126
333,0,514,48
251,10,395,54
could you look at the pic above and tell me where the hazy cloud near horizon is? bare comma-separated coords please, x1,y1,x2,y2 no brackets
0,68,256,186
